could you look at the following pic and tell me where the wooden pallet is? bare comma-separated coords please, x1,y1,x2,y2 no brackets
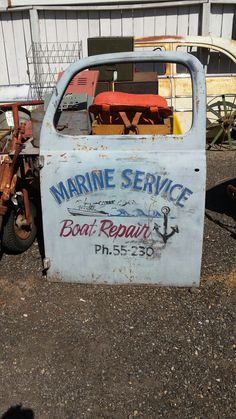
91,118,171,135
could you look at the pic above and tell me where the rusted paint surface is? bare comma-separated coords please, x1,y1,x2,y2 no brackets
135,35,184,43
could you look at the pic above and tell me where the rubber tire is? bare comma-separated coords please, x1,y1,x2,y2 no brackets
2,201,37,254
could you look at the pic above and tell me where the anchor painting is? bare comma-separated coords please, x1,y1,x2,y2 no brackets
153,206,179,243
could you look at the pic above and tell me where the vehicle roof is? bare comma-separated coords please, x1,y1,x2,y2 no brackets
134,35,236,57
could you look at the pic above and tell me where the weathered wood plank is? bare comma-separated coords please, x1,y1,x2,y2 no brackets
38,10,47,43
12,12,28,83
0,16,9,84
100,11,111,37
209,4,223,37
122,10,133,36
143,9,155,37
133,9,144,38
221,5,235,39
1,12,18,84
188,5,200,36
166,7,178,35
154,10,166,36
55,10,68,42
66,11,79,42
78,11,89,57
88,11,100,37
110,10,122,36
177,7,189,36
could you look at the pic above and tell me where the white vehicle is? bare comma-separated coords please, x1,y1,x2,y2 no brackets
134,35,236,146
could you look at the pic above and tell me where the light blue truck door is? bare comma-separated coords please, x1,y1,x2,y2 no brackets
40,51,206,286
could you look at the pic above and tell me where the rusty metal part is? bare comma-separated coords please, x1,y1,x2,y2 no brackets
0,100,43,109
22,188,31,226
0,100,42,237
0,204,8,216
12,103,20,129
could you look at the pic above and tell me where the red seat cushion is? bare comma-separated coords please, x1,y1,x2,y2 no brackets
89,91,171,120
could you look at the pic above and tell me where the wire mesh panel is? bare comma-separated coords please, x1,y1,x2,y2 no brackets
26,42,82,100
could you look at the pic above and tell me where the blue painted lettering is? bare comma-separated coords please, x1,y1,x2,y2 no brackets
162,179,173,194
50,182,70,205
50,168,194,208
133,170,145,191
176,187,193,208
155,176,170,195
75,175,90,194
85,172,93,192
169,184,183,201
121,169,133,189
67,178,79,199
104,168,115,189
143,173,156,194
91,170,104,190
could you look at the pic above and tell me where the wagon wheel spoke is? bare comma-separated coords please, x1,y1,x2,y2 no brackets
207,107,222,119
222,95,228,116
229,96,236,115
207,94,236,149
209,127,224,148
206,121,221,128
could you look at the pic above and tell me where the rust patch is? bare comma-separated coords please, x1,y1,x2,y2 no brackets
73,145,108,152
135,35,183,43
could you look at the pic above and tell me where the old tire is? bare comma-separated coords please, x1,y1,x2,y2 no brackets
2,201,37,254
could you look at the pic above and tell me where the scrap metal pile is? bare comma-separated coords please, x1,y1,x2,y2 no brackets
0,101,42,253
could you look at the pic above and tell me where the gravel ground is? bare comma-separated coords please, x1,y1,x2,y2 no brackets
0,150,235,419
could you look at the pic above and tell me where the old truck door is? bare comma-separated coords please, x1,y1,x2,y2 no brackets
40,51,206,286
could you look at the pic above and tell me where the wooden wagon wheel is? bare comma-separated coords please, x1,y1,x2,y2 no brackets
206,94,236,149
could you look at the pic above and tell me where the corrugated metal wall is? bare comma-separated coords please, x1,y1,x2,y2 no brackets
0,2,235,93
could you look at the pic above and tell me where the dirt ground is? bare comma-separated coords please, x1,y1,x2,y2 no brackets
0,150,235,419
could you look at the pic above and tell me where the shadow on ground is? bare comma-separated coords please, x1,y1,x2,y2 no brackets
1,405,34,419
205,177,236,238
